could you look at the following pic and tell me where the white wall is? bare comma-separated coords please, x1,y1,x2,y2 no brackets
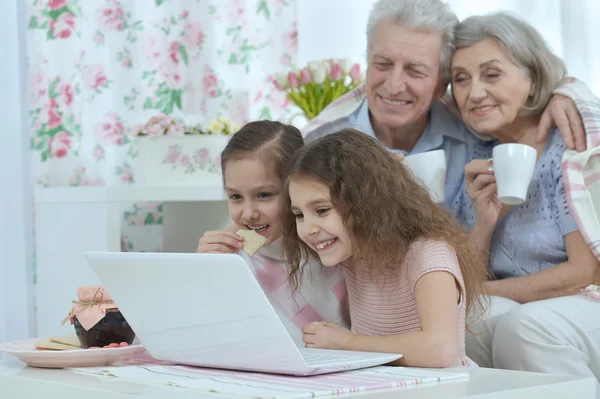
0,0,34,345
297,0,377,67
297,0,600,96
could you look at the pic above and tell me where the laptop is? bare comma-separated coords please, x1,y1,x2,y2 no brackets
85,251,402,376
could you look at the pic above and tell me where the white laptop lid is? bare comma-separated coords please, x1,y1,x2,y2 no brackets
86,252,308,372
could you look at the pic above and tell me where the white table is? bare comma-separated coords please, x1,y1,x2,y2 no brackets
0,360,596,399
34,185,230,338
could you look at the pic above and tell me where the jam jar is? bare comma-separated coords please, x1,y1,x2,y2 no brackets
65,285,136,349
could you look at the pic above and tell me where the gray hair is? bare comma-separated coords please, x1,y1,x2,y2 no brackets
453,12,567,116
366,0,458,83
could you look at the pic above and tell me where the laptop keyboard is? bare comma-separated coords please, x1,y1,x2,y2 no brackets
302,353,351,365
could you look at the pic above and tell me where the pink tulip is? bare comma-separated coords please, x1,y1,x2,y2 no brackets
330,63,343,81
300,67,311,84
287,71,299,89
349,63,361,83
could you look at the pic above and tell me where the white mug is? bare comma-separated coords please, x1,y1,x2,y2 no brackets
492,143,537,205
404,149,446,203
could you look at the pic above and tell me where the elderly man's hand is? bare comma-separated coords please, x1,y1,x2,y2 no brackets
537,91,586,152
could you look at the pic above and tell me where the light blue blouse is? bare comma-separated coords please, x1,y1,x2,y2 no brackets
456,129,579,279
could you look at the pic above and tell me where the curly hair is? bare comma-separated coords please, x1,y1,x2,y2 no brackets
282,129,487,316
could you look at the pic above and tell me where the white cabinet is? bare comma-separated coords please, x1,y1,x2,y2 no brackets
34,185,230,337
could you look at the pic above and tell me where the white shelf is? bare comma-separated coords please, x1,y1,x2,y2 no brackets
34,184,226,203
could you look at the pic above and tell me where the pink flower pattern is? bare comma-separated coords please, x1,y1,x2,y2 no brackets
95,112,128,146
49,131,71,158
81,64,108,90
96,1,127,32
49,0,67,11
27,0,295,252
50,11,76,39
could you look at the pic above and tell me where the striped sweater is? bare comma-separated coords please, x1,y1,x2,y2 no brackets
237,238,350,346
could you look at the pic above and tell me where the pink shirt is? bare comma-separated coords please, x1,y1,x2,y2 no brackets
344,238,468,367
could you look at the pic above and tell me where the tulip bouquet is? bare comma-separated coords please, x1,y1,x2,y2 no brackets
273,58,364,120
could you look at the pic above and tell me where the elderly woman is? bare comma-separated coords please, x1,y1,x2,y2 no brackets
451,12,600,384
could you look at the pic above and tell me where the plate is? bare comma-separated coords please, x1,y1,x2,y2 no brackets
0,338,145,368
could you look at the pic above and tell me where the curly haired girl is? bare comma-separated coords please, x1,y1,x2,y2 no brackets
283,129,487,367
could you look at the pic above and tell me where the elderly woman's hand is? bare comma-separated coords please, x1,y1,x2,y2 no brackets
465,159,502,229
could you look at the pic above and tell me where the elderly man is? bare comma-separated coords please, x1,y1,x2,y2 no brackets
303,0,595,216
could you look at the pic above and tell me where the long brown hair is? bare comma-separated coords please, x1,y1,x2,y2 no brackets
283,129,487,316
220,120,303,180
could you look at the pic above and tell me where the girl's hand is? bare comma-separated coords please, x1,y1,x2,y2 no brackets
465,159,502,229
196,230,244,253
301,322,355,350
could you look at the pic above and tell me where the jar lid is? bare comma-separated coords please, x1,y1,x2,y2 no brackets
77,285,115,302
62,285,118,331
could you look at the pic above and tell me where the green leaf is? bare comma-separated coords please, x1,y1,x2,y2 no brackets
144,213,156,225
28,16,38,29
177,44,189,65
258,106,272,120
33,137,46,151
48,78,60,99
256,0,271,20
127,242,133,250
162,101,174,115
143,98,153,109
156,216,163,225
225,26,241,36
156,82,170,95
47,9,66,20
46,29,54,40
155,0,167,5
40,149,50,162
172,90,182,110
209,5,216,14
141,70,156,79
47,127,65,138
154,95,170,112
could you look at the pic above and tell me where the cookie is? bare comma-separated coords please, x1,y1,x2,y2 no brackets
236,229,268,256
35,338,82,351
50,334,81,348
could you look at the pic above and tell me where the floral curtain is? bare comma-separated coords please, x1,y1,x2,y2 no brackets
27,0,296,251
